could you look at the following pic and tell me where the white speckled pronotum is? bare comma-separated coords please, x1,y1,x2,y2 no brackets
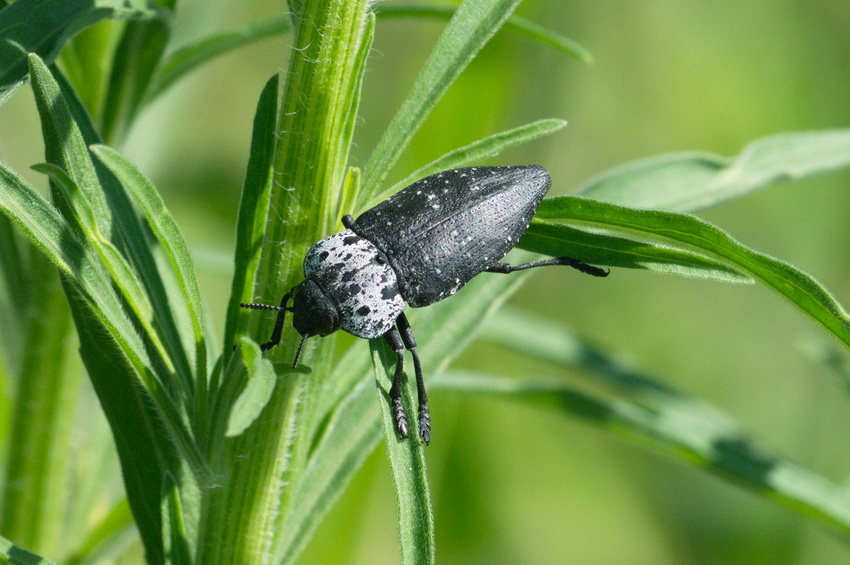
241,166,609,445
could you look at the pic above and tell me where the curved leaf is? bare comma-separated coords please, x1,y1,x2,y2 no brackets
0,0,158,104
528,196,850,348
91,144,211,387
224,75,279,350
433,369,850,536
575,130,850,212
375,2,592,62
365,118,567,210
146,17,291,103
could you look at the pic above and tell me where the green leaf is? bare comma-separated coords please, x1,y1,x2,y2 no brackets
147,16,291,104
51,61,195,389
91,144,210,392
530,196,850,348
375,2,593,63
32,163,175,375
0,0,158,104
371,342,435,565
100,16,170,142
0,535,57,565
27,56,112,238
360,0,525,204
433,369,850,536
225,339,277,438
575,130,850,212
364,118,567,210
224,75,279,350
26,54,199,560
520,214,750,282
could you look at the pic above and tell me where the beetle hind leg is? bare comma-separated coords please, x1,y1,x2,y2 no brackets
384,314,431,444
396,313,430,445
486,256,609,277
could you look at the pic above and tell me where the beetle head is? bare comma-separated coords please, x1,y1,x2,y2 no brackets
240,279,340,368
291,279,340,339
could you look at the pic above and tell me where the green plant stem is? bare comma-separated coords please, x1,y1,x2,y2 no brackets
0,256,77,559
198,1,373,562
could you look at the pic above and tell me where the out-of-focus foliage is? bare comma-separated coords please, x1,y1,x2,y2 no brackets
0,1,849,564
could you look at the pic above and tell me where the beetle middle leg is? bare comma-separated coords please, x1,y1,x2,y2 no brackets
383,314,431,444
486,256,609,277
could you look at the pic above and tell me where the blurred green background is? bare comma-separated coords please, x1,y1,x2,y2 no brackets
2,1,850,563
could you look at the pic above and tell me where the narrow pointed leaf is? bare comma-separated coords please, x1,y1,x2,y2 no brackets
25,54,188,560
520,215,750,282
433,370,850,535
375,2,592,62
147,17,291,103
27,55,112,237
226,339,277,437
530,196,850,348
360,0,525,203
576,130,850,212
225,75,279,350
366,119,567,209
43,60,194,388
91,144,210,385
371,342,435,565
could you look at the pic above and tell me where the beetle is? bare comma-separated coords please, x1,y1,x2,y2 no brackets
241,165,607,444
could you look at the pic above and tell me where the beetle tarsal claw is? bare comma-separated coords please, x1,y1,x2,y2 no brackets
393,397,409,439
418,405,431,445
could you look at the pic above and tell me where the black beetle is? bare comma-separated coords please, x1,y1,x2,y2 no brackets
241,165,607,444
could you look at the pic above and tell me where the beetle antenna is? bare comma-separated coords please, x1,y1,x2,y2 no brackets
293,334,309,368
240,302,285,311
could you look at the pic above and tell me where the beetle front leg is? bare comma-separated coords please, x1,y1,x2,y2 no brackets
240,291,292,351
396,313,430,445
384,328,410,440
486,257,609,277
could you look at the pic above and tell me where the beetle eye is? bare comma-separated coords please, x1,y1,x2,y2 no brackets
317,314,337,336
